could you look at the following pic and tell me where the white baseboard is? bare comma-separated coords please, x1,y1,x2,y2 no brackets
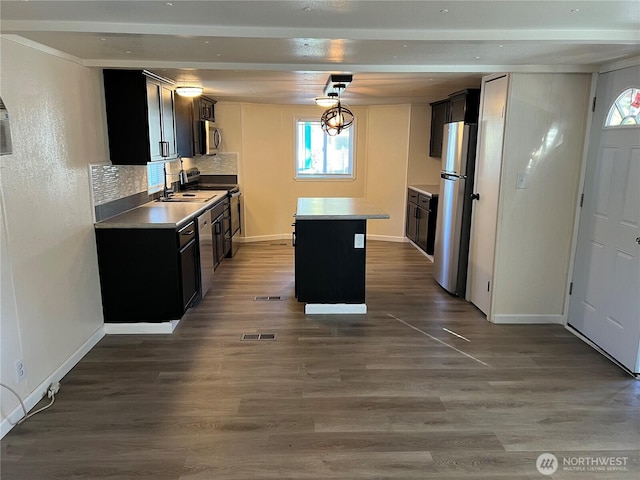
1,326,105,439
239,234,291,243
104,320,179,334
240,234,405,244
491,314,563,324
367,234,406,243
305,303,367,314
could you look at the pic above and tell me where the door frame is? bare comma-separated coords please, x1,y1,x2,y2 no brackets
562,71,598,326
563,59,640,375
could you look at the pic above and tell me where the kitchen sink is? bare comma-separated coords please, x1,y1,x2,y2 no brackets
156,197,211,203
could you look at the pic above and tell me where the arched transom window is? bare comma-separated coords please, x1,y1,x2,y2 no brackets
605,87,640,127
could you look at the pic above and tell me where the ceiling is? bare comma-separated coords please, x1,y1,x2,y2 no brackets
2,1,639,105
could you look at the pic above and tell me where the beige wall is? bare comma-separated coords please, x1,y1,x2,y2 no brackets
406,104,442,185
0,38,105,429
217,102,418,241
491,73,591,321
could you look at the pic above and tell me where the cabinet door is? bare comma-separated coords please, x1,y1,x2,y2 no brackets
180,240,198,309
406,203,418,241
416,206,429,251
146,80,164,161
175,94,195,157
429,100,449,157
161,85,177,159
416,195,431,251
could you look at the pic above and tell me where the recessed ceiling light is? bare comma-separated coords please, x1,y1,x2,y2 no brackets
125,51,131,54
440,9,449,13
571,8,580,13
216,53,221,56
498,44,504,48
303,6,311,12
100,38,106,41
165,2,173,6
204,40,210,44
403,44,408,48
475,56,480,59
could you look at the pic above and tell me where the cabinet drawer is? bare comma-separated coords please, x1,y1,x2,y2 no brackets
407,189,419,205
178,221,197,250
418,194,431,211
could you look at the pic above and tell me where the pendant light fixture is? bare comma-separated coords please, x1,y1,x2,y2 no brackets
320,83,354,136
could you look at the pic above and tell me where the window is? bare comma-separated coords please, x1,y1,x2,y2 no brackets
147,162,165,194
295,119,354,179
605,87,640,127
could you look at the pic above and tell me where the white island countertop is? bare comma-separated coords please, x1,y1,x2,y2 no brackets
296,197,390,220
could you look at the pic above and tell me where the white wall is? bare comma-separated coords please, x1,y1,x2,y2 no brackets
491,73,591,322
0,38,105,431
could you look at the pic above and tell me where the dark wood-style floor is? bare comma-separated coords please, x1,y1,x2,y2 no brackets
2,241,639,479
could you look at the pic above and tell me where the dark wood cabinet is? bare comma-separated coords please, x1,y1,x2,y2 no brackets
175,94,199,158
195,96,216,121
406,188,438,255
449,89,480,124
103,69,177,165
429,89,480,157
295,219,366,304
95,222,198,323
429,100,449,157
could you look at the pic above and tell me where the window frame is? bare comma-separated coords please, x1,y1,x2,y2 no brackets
604,86,640,128
293,117,356,181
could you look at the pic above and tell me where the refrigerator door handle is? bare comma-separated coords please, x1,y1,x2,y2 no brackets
470,193,480,201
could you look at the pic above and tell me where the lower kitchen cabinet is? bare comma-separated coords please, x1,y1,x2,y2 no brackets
95,222,199,323
406,187,438,255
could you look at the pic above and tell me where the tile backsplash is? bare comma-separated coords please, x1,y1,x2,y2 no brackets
90,163,147,206
197,153,238,175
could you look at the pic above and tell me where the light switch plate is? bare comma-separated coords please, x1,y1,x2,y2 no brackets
354,233,365,248
516,172,528,189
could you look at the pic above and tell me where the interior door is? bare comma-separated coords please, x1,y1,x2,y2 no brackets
467,74,508,315
568,66,640,374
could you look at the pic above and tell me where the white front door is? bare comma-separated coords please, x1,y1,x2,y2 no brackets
568,65,640,374
467,74,509,316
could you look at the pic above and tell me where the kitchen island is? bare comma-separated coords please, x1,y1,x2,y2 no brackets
294,197,390,314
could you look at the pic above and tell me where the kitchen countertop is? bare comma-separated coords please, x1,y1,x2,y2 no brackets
409,184,440,197
95,190,228,229
296,197,390,220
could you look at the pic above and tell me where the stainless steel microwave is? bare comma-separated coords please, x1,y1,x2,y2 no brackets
200,121,221,155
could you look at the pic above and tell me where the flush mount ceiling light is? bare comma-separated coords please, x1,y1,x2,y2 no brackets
320,83,354,136
175,86,203,97
315,93,339,107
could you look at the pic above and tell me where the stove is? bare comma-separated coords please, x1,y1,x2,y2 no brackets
182,168,239,193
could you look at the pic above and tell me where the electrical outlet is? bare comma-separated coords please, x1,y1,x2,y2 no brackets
354,233,365,249
15,359,25,382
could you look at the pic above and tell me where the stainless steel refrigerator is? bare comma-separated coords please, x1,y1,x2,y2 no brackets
433,121,478,296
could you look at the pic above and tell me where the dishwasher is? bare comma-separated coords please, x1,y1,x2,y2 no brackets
196,209,215,299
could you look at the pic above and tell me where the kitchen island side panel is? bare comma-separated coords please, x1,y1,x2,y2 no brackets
295,219,366,304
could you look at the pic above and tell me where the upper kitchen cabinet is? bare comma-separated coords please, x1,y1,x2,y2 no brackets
448,89,480,124
103,69,178,164
195,95,216,121
429,89,480,157
429,99,449,157
174,93,196,158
